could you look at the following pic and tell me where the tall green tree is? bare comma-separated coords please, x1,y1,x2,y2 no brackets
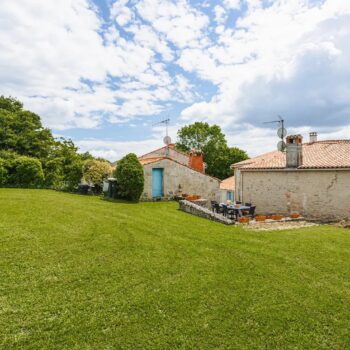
114,153,144,201
176,122,248,179
176,122,227,153
0,96,88,190
0,96,54,159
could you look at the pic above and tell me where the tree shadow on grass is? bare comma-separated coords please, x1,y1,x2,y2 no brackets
101,197,141,205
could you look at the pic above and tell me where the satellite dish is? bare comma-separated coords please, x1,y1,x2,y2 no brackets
277,127,287,139
163,135,171,145
277,140,286,152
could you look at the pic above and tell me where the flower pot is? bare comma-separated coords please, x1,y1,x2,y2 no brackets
290,213,300,219
239,217,249,223
272,214,283,221
255,216,266,222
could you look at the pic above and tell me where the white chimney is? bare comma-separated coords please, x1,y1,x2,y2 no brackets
309,132,318,143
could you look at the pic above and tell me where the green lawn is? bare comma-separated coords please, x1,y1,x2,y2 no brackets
1,189,350,349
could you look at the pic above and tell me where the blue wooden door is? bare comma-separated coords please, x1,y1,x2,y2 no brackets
152,168,164,197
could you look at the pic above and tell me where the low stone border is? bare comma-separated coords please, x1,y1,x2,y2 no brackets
179,200,235,225
243,220,318,231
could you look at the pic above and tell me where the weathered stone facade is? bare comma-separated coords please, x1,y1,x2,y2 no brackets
142,158,220,201
235,169,350,221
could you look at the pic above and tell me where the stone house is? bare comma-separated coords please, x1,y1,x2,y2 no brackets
219,176,235,203
232,133,350,221
139,144,220,200
139,144,191,167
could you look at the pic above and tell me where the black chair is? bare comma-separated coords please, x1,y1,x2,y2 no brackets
222,204,228,217
214,203,224,215
211,201,218,212
247,206,256,218
227,207,238,220
245,203,251,207
236,201,242,204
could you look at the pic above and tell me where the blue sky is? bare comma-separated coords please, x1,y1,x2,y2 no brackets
1,0,350,160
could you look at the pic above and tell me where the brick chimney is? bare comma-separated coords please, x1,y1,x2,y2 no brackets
189,150,204,173
309,132,318,143
286,135,303,168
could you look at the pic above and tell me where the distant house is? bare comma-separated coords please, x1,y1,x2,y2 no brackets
220,176,235,203
232,133,350,221
139,144,220,201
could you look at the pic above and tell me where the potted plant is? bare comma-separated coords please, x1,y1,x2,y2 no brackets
290,213,300,219
272,214,283,221
239,217,249,223
255,215,266,222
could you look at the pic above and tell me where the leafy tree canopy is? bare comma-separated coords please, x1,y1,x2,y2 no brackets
0,96,54,159
176,122,248,179
83,159,113,189
0,96,98,190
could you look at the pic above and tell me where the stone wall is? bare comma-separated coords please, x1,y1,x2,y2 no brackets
237,170,350,221
179,200,235,225
142,159,220,201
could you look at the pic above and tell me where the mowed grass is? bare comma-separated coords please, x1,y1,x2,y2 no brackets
0,189,350,349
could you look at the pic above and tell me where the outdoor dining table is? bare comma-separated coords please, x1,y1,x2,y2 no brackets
220,204,251,217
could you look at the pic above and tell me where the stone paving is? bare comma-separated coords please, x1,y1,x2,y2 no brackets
242,220,319,231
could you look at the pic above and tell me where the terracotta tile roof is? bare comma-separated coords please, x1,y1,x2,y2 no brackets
139,144,190,159
233,140,350,170
220,176,235,190
139,157,166,165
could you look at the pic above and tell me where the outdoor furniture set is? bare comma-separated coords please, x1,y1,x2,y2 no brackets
211,201,256,221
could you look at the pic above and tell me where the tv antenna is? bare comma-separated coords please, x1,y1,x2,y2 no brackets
153,118,171,155
263,115,287,152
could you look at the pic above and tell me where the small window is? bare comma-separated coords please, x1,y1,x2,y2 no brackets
226,191,234,201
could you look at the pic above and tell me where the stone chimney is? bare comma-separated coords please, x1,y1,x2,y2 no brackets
309,132,318,143
286,135,303,168
189,150,204,173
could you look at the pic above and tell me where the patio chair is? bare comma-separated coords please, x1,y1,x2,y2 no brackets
214,203,224,215
221,204,228,217
245,202,251,207
247,206,256,219
236,201,242,204
211,200,218,212
227,207,238,220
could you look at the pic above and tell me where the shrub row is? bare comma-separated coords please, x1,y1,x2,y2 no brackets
0,155,44,188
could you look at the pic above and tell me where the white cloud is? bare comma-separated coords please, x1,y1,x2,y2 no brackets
136,0,209,48
0,0,196,130
179,0,350,133
223,0,241,10
1,0,350,159
111,0,134,26
76,138,164,161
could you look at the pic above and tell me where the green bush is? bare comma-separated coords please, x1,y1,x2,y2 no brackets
9,156,44,188
62,161,83,191
0,159,8,185
114,153,144,201
43,158,64,189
